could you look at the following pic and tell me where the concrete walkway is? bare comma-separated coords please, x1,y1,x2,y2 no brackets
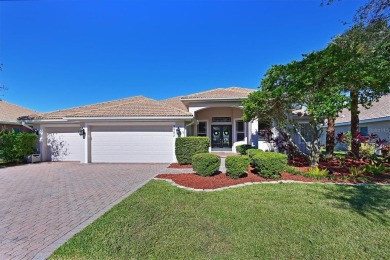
0,162,166,260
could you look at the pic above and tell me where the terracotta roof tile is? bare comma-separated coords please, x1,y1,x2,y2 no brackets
160,96,188,111
0,100,38,122
181,87,256,100
38,96,192,119
336,95,390,124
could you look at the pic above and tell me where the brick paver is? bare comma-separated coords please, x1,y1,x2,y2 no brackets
0,162,167,260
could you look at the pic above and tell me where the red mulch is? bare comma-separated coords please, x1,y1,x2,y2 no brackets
157,163,390,189
168,163,193,169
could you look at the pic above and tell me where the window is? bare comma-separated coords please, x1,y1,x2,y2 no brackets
300,124,312,142
236,120,245,141
197,121,207,137
360,127,368,136
12,127,21,133
212,117,231,123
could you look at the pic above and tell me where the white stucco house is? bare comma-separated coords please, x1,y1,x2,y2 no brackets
22,87,259,163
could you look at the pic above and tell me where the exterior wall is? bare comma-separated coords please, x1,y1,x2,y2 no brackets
195,107,243,124
0,123,32,133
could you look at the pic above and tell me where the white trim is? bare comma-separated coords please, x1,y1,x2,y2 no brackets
182,97,247,102
335,116,390,126
27,116,193,124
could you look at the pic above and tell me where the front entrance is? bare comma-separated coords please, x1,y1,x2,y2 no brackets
211,125,232,148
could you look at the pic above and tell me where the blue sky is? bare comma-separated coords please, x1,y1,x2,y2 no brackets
0,0,364,112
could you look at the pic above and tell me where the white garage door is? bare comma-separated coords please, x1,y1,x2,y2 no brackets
91,125,174,163
46,128,84,162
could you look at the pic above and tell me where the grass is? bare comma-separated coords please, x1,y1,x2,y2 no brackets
321,149,347,157
51,181,390,259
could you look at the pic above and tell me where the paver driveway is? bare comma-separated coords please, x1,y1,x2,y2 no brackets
0,162,167,260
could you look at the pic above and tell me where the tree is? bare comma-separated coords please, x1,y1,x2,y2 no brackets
323,0,389,25
331,21,390,157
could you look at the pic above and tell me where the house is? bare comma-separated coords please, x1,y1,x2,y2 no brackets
22,87,259,163
321,95,390,150
0,100,37,133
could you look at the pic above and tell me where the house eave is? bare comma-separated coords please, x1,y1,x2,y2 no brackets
181,97,247,102
324,116,390,127
27,116,194,123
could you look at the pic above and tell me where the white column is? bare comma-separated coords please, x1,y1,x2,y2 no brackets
39,126,47,161
83,124,91,163
251,119,259,148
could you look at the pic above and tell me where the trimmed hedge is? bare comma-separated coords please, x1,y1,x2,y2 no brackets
175,137,210,165
225,155,250,179
247,149,265,164
236,144,254,155
252,152,287,179
192,153,220,177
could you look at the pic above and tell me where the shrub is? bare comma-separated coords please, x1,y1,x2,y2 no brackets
247,149,265,164
363,163,388,175
252,152,287,179
225,155,250,179
360,143,376,158
192,153,220,177
349,166,364,177
304,167,329,179
236,144,253,155
0,129,37,163
175,137,210,165
285,166,303,175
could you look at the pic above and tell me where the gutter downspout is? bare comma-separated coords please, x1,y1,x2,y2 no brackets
21,122,34,131
185,118,197,136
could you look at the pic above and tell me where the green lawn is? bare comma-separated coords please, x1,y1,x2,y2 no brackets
51,181,390,259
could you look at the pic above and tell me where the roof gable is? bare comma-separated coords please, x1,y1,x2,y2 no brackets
0,100,38,122
181,87,256,100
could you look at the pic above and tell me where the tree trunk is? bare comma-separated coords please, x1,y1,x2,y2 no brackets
350,89,360,158
326,117,335,157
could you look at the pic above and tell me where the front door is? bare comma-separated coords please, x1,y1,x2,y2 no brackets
211,125,232,148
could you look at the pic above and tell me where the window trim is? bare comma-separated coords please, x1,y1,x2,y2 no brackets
234,119,246,143
197,120,208,137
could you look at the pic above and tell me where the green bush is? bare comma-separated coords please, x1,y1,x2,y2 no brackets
0,129,37,163
225,155,250,179
175,137,210,165
247,149,265,164
236,144,253,155
192,153,220,177
304,167,329,179
252,152,287,179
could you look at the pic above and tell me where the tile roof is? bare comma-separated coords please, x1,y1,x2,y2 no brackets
37,96,192,119
181,87,256,100
160,96,188,111
0,100,38,122
336,95,390,124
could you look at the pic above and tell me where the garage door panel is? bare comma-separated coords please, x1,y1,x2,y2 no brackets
91,126,174,163
46,129,84,162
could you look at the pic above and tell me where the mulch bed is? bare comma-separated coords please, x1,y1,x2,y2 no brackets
158,162,390,189
168,163,193,169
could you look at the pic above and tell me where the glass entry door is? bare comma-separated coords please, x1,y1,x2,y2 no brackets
211,125,232,148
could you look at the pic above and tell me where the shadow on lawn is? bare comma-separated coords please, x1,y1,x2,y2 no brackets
322,185,390,224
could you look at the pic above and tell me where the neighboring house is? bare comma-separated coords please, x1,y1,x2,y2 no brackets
22,87,259,163
0,100,37,133
321,95,390,150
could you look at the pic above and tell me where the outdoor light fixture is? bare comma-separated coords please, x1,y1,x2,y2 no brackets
176,127,181,137
79,127,85,136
